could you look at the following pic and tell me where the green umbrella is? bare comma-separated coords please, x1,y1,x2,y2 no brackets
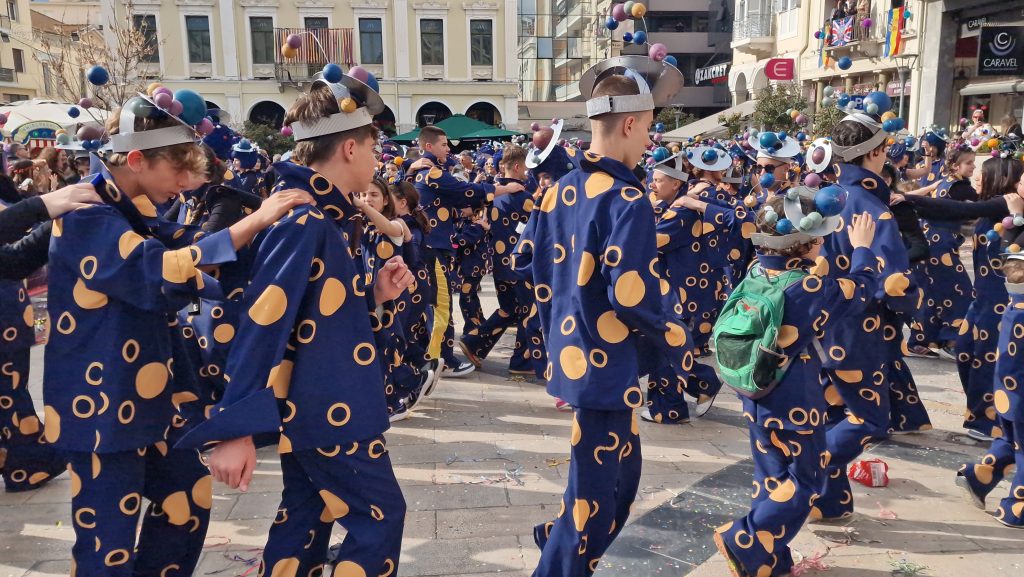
390,127,420,143
434,114,493,139
460,127,526,140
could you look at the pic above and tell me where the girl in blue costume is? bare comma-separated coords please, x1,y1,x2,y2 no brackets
956,229,1024,528
641,150,723,424
714,193,880,577
905,129,948,190
515,55,689,577
455,207,490,333
45,93,308,577
392,182,435,375
182,73,415,577
230,138,268,198
908,146,978,359
814,105,923,521
901,155,1024,440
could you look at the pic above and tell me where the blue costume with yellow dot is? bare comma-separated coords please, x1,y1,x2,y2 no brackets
717,249,879,577
46,169,238,577
957,283,1024,527
515,151,692,576
179,162,406,577
454,215,489,333
816,163,923,520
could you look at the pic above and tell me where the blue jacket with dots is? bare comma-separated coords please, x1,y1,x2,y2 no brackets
178,162,391,452
995,286,1024,424
413,152,496,251
514,151,691,411
44,170,236,453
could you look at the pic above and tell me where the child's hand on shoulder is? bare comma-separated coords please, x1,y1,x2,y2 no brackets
847,212,876,249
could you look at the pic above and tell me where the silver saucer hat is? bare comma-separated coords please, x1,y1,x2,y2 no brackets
579,55,684,118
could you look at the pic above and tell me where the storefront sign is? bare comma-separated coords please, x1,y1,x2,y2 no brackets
765,58,794,80
695,62,730,86
966,17,988,31
978,26,1024,76
886,80,912,97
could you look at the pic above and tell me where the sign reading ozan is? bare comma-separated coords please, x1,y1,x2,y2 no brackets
978,26,1024,76
695,63,730,86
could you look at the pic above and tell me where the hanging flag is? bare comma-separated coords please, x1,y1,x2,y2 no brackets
830,16,854,48
818,25,833,69
884,7,905,57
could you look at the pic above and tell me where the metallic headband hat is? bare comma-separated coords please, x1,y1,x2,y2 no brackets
652,150,689,181
579,55,684,118
752,185,847,249
526,119,565,169
108,95,200,153
289,73,385,142
831,113,889,162
749,130,802,160
687,145,732,172
806,137,835,173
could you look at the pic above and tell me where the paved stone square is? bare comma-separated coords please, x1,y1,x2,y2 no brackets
2,280,1022,577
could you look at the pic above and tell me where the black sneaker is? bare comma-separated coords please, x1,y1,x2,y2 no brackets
907,344,939,359
443,360,476,378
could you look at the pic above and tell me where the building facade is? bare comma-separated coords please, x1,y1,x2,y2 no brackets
99,0,519,134
0,0,51,103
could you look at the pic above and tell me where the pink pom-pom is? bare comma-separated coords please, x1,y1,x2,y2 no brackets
795,114,808,125
287,34,302,49
531,122,541,131
646,157,656,166
348,65,369,83
971,138,980,147
861,18,872,28
532,127,553,150
960,117,968,126
168,100,184,116
281,125,294,137
552,117,559,124
78,97,94,109
804,173,822,187
1003,216,1016,229
198,118,214,135
0,113,7,125
558,139,567,146
153,92,172,109
612,4,627,21
653,133,663,142
993,150,1001,158
153,87,173,99
648,43,668,62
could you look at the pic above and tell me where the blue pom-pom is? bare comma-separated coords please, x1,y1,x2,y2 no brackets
652,147,670,162
882,118,904,133
986,230,1001,242
173,89,207,125
837,94,851,107
632,31,647,44
776,219,795,234
838,56,853,70
365,72,380,93
796,132,807,142
622,32,633,43
86,65,109,86
701,149,719,164
605,17,619,30
814,185,847,217
778,131,788,141
655,122,665,133
88,139,103,150
759,173,775,188
323,63,344,83
68,106,80,118
865,91,893,114
758,131,779,150
664,55,678,67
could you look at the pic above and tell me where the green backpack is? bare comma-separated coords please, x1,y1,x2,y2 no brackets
712,266,808,399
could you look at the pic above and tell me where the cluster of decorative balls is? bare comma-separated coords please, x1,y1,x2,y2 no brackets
988,214,1024,253
765,185,847,234
645,122,673,166
820,87,906,132
603,2,676,66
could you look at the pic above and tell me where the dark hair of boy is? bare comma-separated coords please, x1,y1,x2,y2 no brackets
284,82,379,166
831,116,886,167
418,125,447,146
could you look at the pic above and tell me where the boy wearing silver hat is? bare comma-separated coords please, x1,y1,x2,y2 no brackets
515,54,689,576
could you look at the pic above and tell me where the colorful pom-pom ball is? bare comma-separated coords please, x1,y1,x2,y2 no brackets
814,30,822,39
323,63,344,83
865,103,879,115
287,33,303,49
622,32,633,43
146,82,163,96
823,86,835,97
1010,244,1022,253
153,91,173,109
646,157,656,166
881,111,897,122
796,131,807,142
758,131,779,150
759,173,776,188
960,117,969,126
624,1,636,13
167,100,184,117
865,91,893,114
0,113,8,125
365,72,380,93
153,86,173,99
606,17,619,30
67,106,80,118
837,94,851,107
611,3,627,21
882,118,904,132
862,18,873,28
814,185,847,217
198,117,215,135
531,122,541,131
533,127,554,149
821,96,834,107
631,2,647,18
664,55,678,67
995,222,1005,233
1015,215,1024,227
86,65,109,86
986,230,1001,242
655,122,665,133
744,195,758,208
339,97,358,113
987,138,1000,149
652,147,670,162
173,89,206,124
653,133,663,142
648,43,668,61
282,44,298,59
804,173,822,187
632,30,647,44
281,125,294,137
776,218,795,234
838,56,853,70
970,138,981,147
55,133,71,145
795,114,808,126
701,149,718,164
348,65,370,83
1003,216,1017,230
77,125,101,142
799,214,819,231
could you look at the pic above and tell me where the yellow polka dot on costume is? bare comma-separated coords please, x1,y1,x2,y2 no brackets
768,478,796,502
437,207,450,222
883,274,910,297
614,271,645,307
376,242,394,259
319,277,347,317
834,370,862,383
940,253,953,266
269,557,300,577
161,491,191,525
333,561,367,577
596,311,629,344
584,172,614,198
665,323,687,347
837,278,856,299
213,324,235,343
22,305,33,328
249,285,289,325
571,414,582,446
135,362,169,399
319,490,350,519
577,251,595,286
118,231,145,259
994,390,1011,414
572,499,591,532
161,248,196,283
777,325,799,348
267,360,294,398
43,406,60,443
559,346,588,380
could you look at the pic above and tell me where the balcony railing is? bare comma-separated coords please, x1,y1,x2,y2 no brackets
733,13,774,42
274,27,355,83
0,68,15,83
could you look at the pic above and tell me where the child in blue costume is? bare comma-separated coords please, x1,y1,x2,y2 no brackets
230,138,268,198
956,238,1024,528
743,135,801,211
905,129,948,189
46,95,308,577
515,55,688,577
455,208,490,332
714,193,880,577
641,150,724,424
411,126,524,378
392,182,435,373
914,148,979,358
181,74,415,577
460,143,544,375
815,108,923,520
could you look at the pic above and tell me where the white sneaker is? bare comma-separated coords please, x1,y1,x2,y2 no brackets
422,359,444,397
966,429,994,442
639,408,657,423
443,360,476,378
389,404,411,423
695,394,717,417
